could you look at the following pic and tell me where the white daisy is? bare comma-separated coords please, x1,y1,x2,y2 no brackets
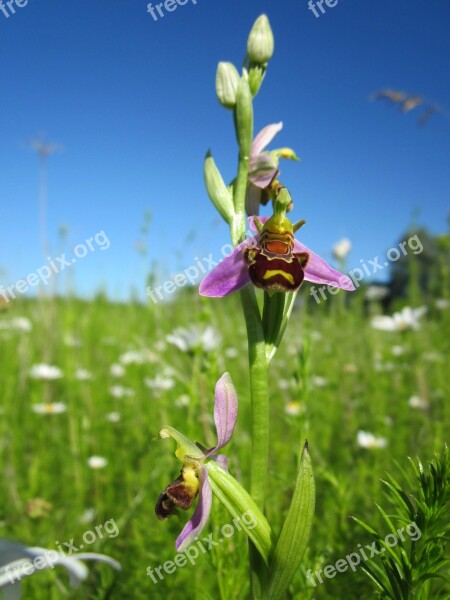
79,508,96,524
166,325,221,353
357,430,388,449
278,378,290,391
110,363,125,377
106,411,121,423
109,385,134,399
391,345,405,356
64,334,82,347
87,456,108,469
119,349,157,365
371,306,427,332
408,395,429,410
12,317,32,332
284,401,305,416
435,298,449,310
225,347,238,358
0,317,32,332
32,402,67,415
365,286,389,302
175,395,190,407
75,368,93,381
144,375,175,391
29,364,63,380
311,375,328,388
332,238,351,260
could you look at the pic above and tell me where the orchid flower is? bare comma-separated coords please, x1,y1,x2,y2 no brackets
246,122,298,215
0,539,120,599
156,373,237,551
199,210,355,297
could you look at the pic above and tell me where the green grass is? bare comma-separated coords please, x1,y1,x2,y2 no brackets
0,286,448,599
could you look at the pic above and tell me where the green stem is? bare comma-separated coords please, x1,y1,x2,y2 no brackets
239,285,270,598
231,153,249,245
231,77,253,245
235,153,249,217
232,75,266,598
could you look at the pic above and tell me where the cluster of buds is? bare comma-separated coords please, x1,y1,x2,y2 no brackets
215,15,274,110
211,16,300,221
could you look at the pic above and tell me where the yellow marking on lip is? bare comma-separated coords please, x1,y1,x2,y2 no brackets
263,270,295,285
182,464,200,495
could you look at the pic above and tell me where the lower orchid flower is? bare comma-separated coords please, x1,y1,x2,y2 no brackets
199,198,355,297
156,373,238,552
156,373,273,560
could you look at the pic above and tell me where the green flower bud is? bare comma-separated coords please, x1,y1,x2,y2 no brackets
247,14,274,65
204,151,235,223
216,62,240,109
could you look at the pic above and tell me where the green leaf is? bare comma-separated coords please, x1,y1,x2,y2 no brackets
263,291,298,362
204,152,235,223
360,564,393,598
265,442,315,600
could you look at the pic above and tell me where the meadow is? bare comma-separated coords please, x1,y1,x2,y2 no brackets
0,273,448,598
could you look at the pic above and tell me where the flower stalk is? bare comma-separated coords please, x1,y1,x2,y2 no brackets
239,284,271,596
230,59,273,597
158,13,356,600
231,77,253,245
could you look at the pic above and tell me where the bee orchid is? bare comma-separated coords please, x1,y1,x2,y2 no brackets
246,122,298,215
156,373,238,551
199,208,355,297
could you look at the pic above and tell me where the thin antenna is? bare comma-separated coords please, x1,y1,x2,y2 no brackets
28,136,63,256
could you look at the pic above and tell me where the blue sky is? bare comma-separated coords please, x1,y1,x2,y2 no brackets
1,0,449,301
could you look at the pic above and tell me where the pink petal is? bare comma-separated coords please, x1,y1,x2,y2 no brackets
176,468,212,552
248,154,278,188
294,239,355,291
199,239,252,297
252,122,283,156
209,373,238,453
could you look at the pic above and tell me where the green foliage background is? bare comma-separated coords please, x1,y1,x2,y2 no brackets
0,240,449,598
